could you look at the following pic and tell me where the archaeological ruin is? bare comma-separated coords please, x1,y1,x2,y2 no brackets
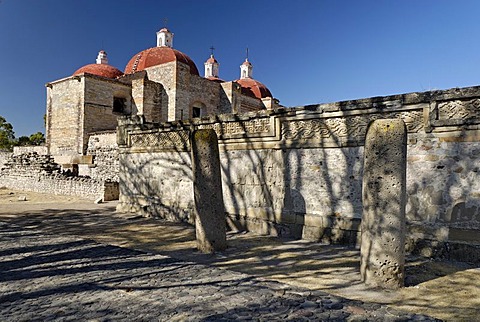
1,27,479,267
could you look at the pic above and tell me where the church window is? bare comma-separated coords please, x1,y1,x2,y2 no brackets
113,97,127,114
192,107,201,118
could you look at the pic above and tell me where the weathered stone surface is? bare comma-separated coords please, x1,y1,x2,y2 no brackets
86,131,119,182
361,119,407,289
13,146,48,156
0,151,12,172
47,75,131,159
0,152,111,200
116,85,480,262
192,129,226,252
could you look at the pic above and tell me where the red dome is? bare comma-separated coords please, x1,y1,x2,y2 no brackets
73,64,123,79
236,78,272,99
125,47,199,75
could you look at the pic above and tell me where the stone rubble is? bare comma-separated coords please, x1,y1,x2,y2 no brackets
0,152,116,201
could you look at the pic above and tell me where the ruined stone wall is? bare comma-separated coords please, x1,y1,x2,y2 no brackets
86,131,119,182
117,86,480,261
13,146,48,155
0,152,112,200
0,151,12,170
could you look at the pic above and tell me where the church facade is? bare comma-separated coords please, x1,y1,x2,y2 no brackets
45,27,280,164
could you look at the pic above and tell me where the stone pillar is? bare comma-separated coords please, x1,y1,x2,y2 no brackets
191,129,227,253
360,119,407,289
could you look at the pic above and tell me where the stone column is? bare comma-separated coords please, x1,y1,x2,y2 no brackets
360,119,407,289
191,129,227,253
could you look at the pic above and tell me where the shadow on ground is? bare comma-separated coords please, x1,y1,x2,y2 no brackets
0,198,479,321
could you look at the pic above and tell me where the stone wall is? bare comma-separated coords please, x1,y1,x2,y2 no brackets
85,131,119,182
144,62,176,121
0,152,115,200
144,62,266,122
0,150,11,170
117,85,480,261
175,63,222,119
13,146,48,155
132,77,165,123
46,74,130,163
46,77,84,158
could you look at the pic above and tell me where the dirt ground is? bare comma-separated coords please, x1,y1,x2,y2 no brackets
0,188,479,321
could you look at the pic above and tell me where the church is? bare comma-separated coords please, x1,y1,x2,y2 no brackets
4,25,479,264
45,27,280,165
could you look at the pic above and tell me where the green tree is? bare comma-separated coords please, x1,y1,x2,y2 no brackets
29,132,45,145
16,136,31,146
0,116,15,150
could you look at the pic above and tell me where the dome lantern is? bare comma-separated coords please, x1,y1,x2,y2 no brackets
157,27,173,48
240,58,253,79
204,46,219,79
73,50,123,79
96,50,108,65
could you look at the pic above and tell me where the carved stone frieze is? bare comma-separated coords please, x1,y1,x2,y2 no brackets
198,118,272,138
129,130,190,150
398,111,424,132
281,111,423,141
437,99,480,121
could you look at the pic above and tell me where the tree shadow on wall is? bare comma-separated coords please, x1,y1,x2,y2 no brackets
118,100,480,296
119,129,195,223
119,109,375,253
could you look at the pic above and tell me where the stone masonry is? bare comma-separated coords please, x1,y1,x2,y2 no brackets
117,85,480,262
0,152,117,201
84,130,119,182
0,151,11,169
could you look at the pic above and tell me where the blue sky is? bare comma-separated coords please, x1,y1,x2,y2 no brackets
1,0,480,137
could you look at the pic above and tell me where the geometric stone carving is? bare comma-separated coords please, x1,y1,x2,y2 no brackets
281,110,423,142
398,111,424,132
360,119,407,289
129,130,190,151
199,117,272,138
437,99,480,121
